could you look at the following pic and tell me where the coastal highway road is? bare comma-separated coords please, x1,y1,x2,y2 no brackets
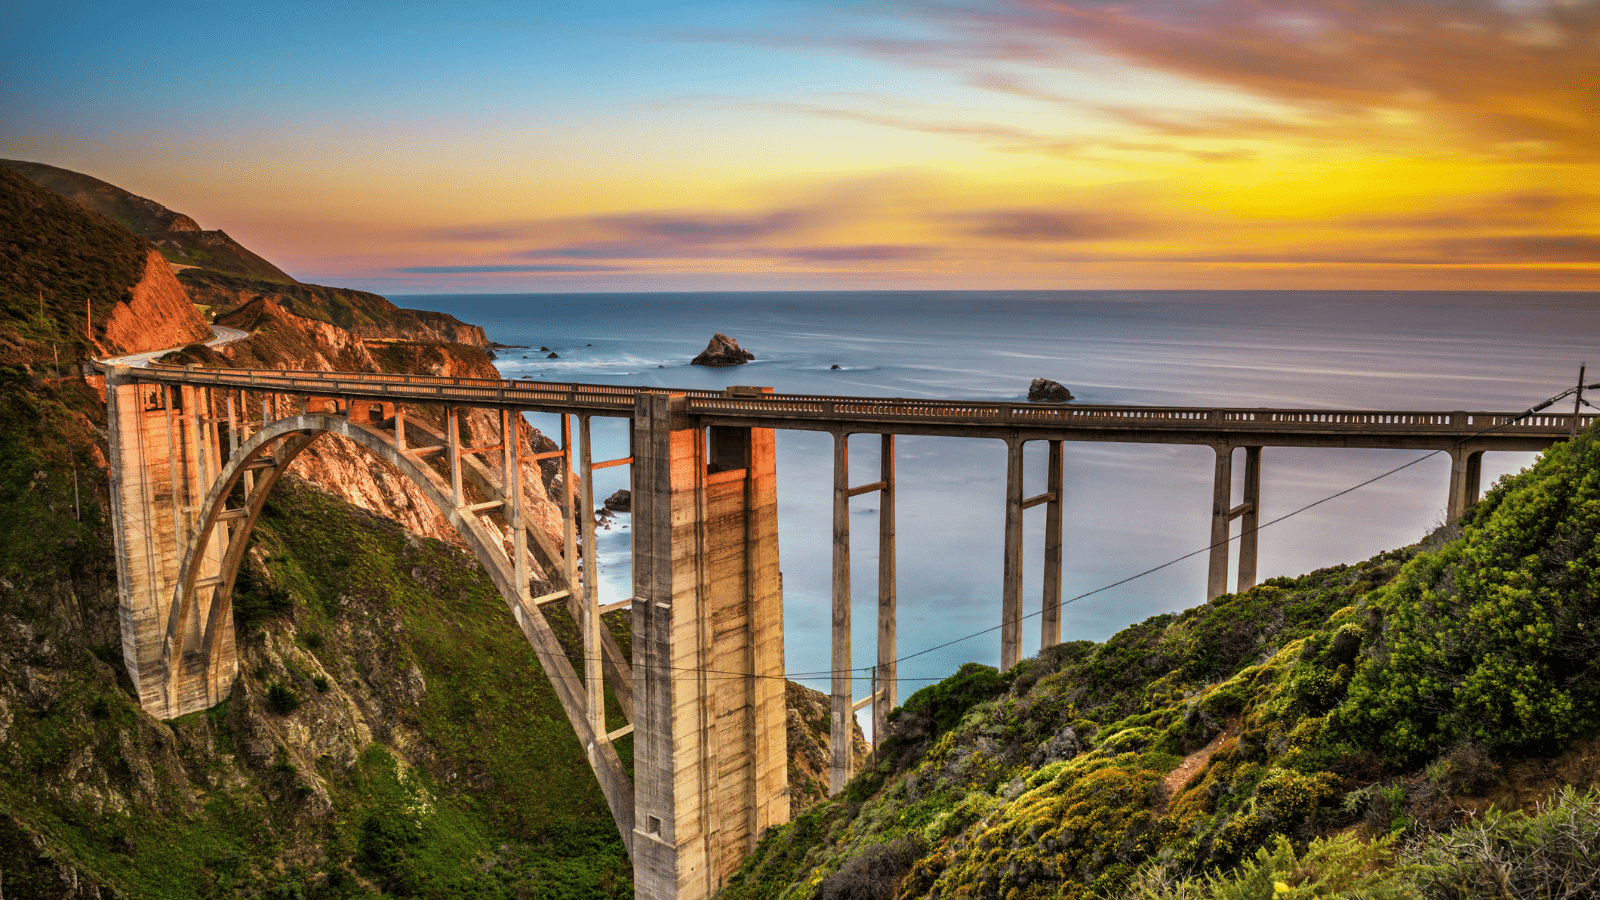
99,324,251,368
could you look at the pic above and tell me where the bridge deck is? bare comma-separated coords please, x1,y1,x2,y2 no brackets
125,364,1592,450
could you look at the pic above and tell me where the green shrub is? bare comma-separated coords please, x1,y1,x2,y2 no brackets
265,682,300,715
1335,427,1600,764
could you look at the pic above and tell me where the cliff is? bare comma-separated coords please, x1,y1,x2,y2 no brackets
98,249,213,355
173,297,564,550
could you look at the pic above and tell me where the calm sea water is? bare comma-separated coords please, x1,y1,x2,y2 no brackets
400,290,1600,718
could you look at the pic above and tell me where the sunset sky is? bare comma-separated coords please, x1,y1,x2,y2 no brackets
4,0,1596,293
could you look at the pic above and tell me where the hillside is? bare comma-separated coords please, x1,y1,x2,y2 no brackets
181,269,489,347
0,165,212,366
2,160,296,284
721,425,1600,900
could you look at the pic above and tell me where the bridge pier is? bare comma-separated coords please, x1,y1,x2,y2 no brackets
1207,444,1262,601
1447,446,1485,521
107,370,236,718
1000,439,1067,671
828,432,898,794
632,392,788,900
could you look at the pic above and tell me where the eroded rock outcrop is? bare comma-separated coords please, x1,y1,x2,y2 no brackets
691,332,755,367
98,249,213,356
203,300,565,553
786,681,871,813
1027,378,1075,403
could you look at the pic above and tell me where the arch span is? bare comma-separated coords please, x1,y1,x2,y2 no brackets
159,410,637,852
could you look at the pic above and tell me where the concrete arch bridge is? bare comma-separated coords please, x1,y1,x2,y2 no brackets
103,363,1591,900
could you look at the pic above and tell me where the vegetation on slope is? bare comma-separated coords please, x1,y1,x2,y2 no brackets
1,160,295,284
723,424,1600,900
0,165,148,368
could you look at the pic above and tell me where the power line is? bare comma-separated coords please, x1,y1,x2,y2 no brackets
776,377,1600,682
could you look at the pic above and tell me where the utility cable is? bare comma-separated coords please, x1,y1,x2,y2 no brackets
777,378,1600,681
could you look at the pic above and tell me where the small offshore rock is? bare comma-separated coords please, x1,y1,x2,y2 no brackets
546,352,560,359
1027,378,1074,403
603,489,631,513
830,364,841,370
691,332,755,367
540,346,551,351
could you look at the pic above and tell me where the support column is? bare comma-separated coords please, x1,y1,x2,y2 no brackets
579,416,604,738
107,369,230,720
1465,450,1483,509
874,434,897,748
1446,446,1486,521
1446,446,1468,522
1001,437,1025,671
1040,440,1063,650
1207,444,1233,601
1237,446,1261,593
830,430,852,796
631,393,787,900
447,406,463,508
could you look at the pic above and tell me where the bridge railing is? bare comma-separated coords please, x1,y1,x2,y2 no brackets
126,363,1595,436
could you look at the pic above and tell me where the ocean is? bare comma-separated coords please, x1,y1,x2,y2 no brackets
400,290,1600,717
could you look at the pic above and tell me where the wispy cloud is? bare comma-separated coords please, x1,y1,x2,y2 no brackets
394,264,620,273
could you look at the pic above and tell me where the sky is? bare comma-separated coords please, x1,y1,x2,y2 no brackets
3,0,1597,293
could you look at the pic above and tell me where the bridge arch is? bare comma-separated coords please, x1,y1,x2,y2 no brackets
160,411,638,851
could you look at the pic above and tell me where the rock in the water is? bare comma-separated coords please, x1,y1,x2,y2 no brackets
1027,378,1074,403
830,364,841,370
546,352,560,359
691,332,755,367
603,489,631,513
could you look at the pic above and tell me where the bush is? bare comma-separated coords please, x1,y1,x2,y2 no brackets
1405,786,1600,899
1335,427,1600,764
265,682,300,715
817,836,925,900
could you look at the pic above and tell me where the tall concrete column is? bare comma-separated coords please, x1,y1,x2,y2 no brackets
1040,440,1064,650
1001,437,1025,671
830,430,852,795
107,369,230,719
632,393,788,900
1237,446,1261,593
873,434,897,748
1207,444,1233,601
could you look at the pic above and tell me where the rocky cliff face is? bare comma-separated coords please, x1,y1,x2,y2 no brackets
97,249,213,356
198,298,565,553
353,310,489,347
787,682,872,813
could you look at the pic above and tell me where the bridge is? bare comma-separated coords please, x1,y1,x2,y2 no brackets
102,362,1592,900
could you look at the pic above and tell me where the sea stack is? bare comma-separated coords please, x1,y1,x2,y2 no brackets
1027,378,1074,402
691,332,755,367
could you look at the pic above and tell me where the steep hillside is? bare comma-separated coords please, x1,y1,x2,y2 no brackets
724,426,1600,900
181,270,489,347
1,160,295,284
0,165,212,365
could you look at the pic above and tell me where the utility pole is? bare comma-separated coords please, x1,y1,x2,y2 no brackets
1573,364,1587,439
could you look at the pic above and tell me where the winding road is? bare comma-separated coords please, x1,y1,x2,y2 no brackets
99,324,251,368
